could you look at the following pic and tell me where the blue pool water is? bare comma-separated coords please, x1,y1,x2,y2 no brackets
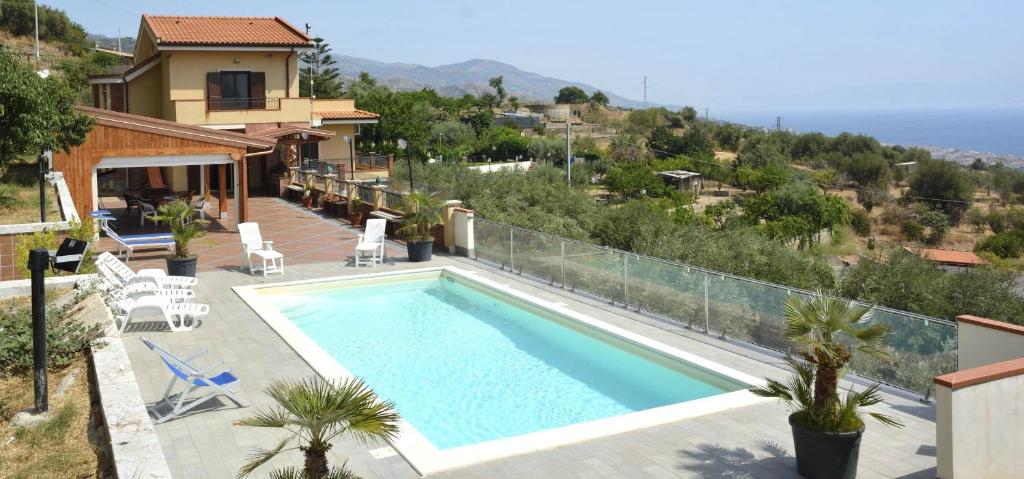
266,275,744,449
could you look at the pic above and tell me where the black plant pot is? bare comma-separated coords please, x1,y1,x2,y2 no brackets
406,239,434,262
166,256,198,277
789,414,864,479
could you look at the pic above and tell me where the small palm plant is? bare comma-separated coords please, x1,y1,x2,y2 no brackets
154,200,205,258
750,292,902,432
236,377,400,479
397,190,444,241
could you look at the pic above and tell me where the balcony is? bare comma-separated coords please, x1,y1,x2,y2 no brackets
206,96,281,111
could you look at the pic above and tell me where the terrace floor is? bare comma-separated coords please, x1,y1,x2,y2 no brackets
119,198,938,478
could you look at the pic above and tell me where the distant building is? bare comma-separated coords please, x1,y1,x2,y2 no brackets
658,170,702,194
904,247,986,272
524,103,587,123
895,161,918,175
494,112,543,130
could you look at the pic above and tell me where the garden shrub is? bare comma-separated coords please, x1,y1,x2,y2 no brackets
0,290,102,374
900,218,924,241
14,228,56,278
851,209,872,237
975,231,1024,259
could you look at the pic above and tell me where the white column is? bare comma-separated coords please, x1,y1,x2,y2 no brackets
231,162,240,221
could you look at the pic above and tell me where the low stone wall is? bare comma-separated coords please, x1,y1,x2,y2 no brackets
467,161,533,173
0,172,81,280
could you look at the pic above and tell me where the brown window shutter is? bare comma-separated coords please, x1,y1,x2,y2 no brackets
249,72,266,109
207,72,222,111
92,85,100,108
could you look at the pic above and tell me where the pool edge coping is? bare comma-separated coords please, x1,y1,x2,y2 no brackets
233,266,770,476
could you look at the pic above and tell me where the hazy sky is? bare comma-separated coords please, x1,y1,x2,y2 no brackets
47,0,1024,114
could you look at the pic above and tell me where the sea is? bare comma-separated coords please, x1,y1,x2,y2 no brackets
722,108,1024,161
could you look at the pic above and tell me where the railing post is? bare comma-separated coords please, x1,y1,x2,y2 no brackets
703,273,710,333
560,240,566,288
509,227,515,272
623,254,629,309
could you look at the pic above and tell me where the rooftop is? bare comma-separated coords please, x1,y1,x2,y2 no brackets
658,170,702,180
904,247,986,266
318,109,381,121
141,15,311,47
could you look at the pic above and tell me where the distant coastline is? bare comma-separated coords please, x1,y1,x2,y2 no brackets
722,108,1024,166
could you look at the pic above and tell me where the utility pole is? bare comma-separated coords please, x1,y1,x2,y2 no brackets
33,1,40,63
304,24,314,100
566,121,572,186
775,116,782,131
642,76,648,108
705,108,709,121
117,28,122,52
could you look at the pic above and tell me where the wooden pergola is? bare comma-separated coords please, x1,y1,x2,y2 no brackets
54,106,277,223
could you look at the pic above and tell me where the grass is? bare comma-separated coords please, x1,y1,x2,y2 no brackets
0,163,60,226
0,355,101,479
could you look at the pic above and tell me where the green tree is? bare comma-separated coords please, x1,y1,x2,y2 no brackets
679,106,698,123
712,123,744,151
299,38,343,99
0,51,92,176
907,160,973,222
554,86,589,104
237,377,399,479
589,90,610,107
488,76,507,107
603,163,664,200
919,210,949,245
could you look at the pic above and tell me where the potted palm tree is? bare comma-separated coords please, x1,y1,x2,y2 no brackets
397,190,444,262
236,377,399,479
349,195,364,227
154,200,205,277
750,292,902,479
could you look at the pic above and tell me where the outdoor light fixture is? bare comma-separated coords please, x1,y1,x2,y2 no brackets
397,139,413,191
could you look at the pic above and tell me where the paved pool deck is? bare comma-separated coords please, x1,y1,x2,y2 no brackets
119,199,938,479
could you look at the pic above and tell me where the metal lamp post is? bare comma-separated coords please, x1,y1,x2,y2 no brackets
38,151,47,222
398,139,413,191
342,135,355,180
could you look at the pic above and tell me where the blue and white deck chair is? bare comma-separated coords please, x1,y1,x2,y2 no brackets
140,337,245,423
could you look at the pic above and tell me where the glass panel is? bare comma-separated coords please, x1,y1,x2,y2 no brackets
850,308,956,394
626,256,706,330
221,72,249,99
562,241,625,304
509,228,563,284
706,274,797,353
474,220,511,269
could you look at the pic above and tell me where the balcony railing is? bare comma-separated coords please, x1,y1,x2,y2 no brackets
356,154,390,170
472,217,957,397
207,96,281,111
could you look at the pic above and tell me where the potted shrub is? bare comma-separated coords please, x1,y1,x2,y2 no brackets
750,292,902,479
154,200,206,277
350,195,364,226
397,191,444,262
301,177,315,208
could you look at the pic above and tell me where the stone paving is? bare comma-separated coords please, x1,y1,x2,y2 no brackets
119,198,938,479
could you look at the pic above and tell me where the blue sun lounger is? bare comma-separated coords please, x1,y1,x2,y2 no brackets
141,337,244,423
103,224,175,260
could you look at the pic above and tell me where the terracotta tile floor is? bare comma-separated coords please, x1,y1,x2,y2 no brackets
95,196,394,273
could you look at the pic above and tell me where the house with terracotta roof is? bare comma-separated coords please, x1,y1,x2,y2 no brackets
85,14,384,205
904,247,986,271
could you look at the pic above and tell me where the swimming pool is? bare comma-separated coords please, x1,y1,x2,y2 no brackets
236,267,764,474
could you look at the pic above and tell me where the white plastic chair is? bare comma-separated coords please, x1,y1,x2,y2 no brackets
238,222,284,276
140,337,244,423
190,197,207,220
355,219,386,267
96,262,195,303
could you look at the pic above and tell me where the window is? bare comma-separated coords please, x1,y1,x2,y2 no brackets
300,142,319,162
207,71,265,110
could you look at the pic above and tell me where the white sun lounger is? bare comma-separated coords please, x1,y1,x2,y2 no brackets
96,262,195,303
140,337,244,423
96,252,198,290
113,296,209,334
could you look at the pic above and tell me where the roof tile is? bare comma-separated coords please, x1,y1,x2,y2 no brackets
317,110,380,120
143,15,310,47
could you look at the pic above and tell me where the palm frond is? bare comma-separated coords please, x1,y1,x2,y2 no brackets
748,378,793,401
235,406,293,429
235,438,293,478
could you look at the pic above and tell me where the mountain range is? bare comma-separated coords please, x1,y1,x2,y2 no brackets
332,55,659,109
